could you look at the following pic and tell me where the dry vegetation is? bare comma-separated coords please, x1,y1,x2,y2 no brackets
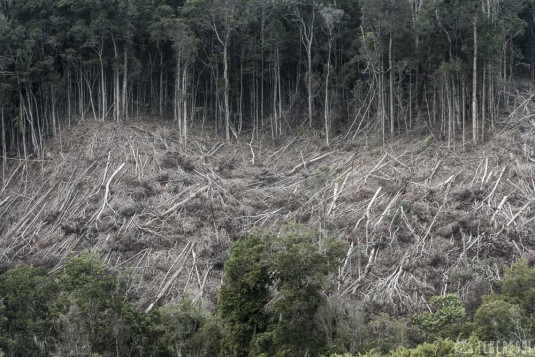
2,93,535,315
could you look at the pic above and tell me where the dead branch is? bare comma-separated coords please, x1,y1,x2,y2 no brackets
286,151,335,175
95,162,126,221
161,185,209,216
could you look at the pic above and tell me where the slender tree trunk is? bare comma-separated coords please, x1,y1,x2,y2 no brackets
462,76,466,148
182,64,188,145
112,35,121,122
223,36,230,141
83,71,98,121
239,47,244,134
123,44,128,121
307,40,313,128
1,105,6,169
389,34,394,136
472,12,478,145
178,51,182,134
446,74,452,149
277,49,282,135
261,17,265,130
19,91,27,160
297,5,315,128
66,66,71,128
271,49,277,139
482,63,486,142
99,50,105,121
159,45,163,117
325,37,332,146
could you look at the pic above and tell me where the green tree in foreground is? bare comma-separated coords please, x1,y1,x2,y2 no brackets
473,259,535,343
56,253,135,355
0,265,58,356
218,234,271,357
413,294,471,341
217,225,347,356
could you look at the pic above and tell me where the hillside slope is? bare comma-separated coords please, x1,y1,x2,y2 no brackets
2,104,535,314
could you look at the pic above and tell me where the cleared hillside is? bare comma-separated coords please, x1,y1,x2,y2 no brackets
2,95,535,315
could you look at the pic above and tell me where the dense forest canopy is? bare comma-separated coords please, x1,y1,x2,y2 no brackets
0,0,534,154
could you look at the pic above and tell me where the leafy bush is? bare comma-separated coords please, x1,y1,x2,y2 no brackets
473,296,526,342
499,259,535,316
218,225,347,356
472,258,535,344
0,265,58,356
218,233,271,356
413,294,471,341
158,297,222,356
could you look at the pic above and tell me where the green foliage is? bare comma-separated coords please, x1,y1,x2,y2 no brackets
337,337,535,357
499,259,535,315
413,294,471,341
6,246,535,356
0,0,534,156
157,296,222,356
0,254,186,357
56,253,124,353
252,226,347,356
315,298,368,355
473,296,526,342
472,259,535,344
0,265,58,356
56,253,163,356
217,225,347,356
387,339,455,357
218,234,271,357
365,313,413,355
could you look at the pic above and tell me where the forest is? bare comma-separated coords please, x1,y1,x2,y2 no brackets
1,0,535,154
3,0,535,356
2,234,535,356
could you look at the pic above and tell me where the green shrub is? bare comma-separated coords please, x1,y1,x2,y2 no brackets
389,339,455,357
413,294,471,341
158,297,222,356
499,259,535,315
0,265,58,356
218,225,347,356
473,296,526,342
218,234,271,357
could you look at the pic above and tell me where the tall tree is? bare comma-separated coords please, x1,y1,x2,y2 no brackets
294,0,317,128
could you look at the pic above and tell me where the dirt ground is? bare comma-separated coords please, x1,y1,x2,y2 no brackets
2,106,535,315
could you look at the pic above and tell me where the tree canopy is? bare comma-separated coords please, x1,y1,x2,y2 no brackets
0,0,533,156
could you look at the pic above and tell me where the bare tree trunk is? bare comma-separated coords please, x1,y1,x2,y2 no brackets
1,105,6,169
261,16,265,130
178,51,182,134
78,67,84,120
307,41,313,128
223,37,230,141
271,49,277,138
481,63,486,142
325,36,332,146
159,45,163,117
99,50,106,121
389,34,394,136
182,64,188,145
462,76,466,148
472,12,478,145
83,71,98,122
122,44,128,121
277,48,282,135
112,35,121,123
66,66,71,128
239,47,244,134
296,4,315,128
